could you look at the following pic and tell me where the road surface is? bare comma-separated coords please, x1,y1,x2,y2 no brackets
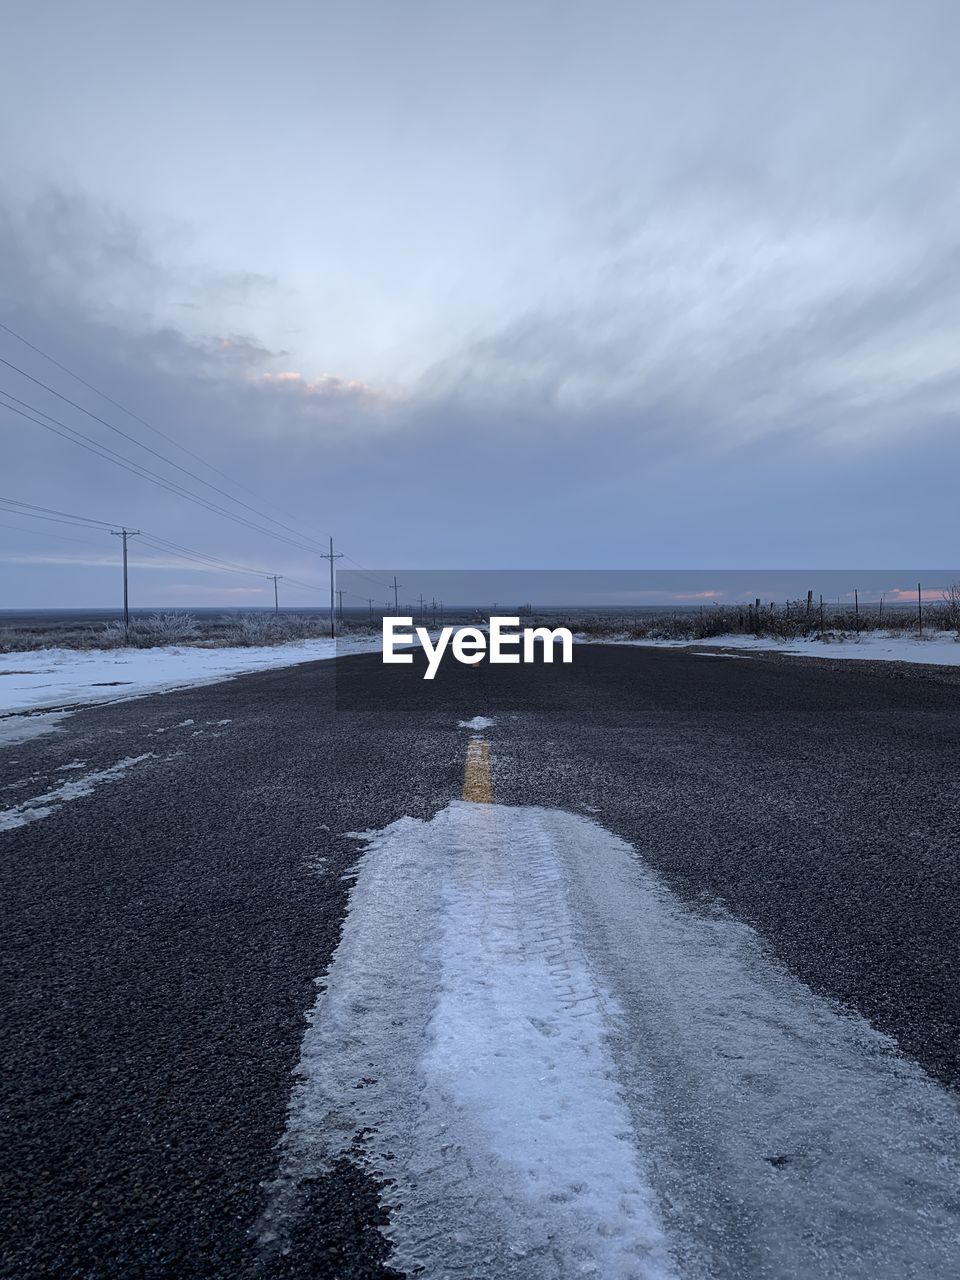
2,645,960,1277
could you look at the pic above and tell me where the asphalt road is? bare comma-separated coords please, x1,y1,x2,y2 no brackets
2,644,960,1277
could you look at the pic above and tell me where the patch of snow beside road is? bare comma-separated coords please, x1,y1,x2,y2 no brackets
590,630,960,665
0,636,382,719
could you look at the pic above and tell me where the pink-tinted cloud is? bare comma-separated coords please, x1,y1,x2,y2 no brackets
258,369,379,400
886,587,949,603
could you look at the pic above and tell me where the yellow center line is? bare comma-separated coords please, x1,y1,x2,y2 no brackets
463,737,493,803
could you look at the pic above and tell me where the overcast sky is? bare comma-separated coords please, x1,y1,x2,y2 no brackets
2,0,959,609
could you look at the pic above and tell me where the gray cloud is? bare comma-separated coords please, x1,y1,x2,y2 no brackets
2,1,959,607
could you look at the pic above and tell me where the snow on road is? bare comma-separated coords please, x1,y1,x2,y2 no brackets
0,709,73,747
264,803,960,1279
0,636,382,720
0,752,154,831
596,630,960,665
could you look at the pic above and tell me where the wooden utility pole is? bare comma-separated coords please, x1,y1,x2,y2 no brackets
392,575,402,613
320,537,343,638
269,574,282,614
110,528,140,634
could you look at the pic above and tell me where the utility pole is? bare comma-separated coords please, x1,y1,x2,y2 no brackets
110,528,140,634
320,537,343,639
367,597,375,619
269,574,282,614
337,589,343,620
392,575,402,613
419,592,424,624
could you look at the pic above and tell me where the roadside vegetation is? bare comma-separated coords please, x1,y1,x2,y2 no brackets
0,611,380,654
564,586,960,644
3,587,960,652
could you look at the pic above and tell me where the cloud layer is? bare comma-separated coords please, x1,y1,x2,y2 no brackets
2,2,959,605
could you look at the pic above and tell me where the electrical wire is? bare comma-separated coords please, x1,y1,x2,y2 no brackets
0,326,398,591
0,496,331,589
0,325,331,551
0,390,329,554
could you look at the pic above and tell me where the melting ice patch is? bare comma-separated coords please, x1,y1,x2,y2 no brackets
262,803,960,1279
0,710,72,748
458,715,496,730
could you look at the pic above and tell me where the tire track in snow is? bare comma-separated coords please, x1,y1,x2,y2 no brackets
261,803,960,1278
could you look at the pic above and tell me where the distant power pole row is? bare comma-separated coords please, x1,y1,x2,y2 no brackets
102,524,399,642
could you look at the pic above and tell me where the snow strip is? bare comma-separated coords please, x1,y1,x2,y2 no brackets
0,753,154,832
0,635,383,717
262,803,960,1279
0,709,72,747
587,630,960,666
457,715,496,729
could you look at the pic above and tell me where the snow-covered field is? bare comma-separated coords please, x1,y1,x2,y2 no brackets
0,636,382,719
594,630,960,665
262,799,960,1278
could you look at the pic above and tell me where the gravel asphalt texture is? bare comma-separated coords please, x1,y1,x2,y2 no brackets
1,643,959,1277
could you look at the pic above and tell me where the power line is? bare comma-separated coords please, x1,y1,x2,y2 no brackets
0,502,116,532
340,553,393,590
0,322,331,552
0,357,330,553
282,576,328,594
137,533,281,579
0,517,111,551
0,329,385,601
0,389,328,554
0,325,385,607
0,318,288,497
0,497,286,583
